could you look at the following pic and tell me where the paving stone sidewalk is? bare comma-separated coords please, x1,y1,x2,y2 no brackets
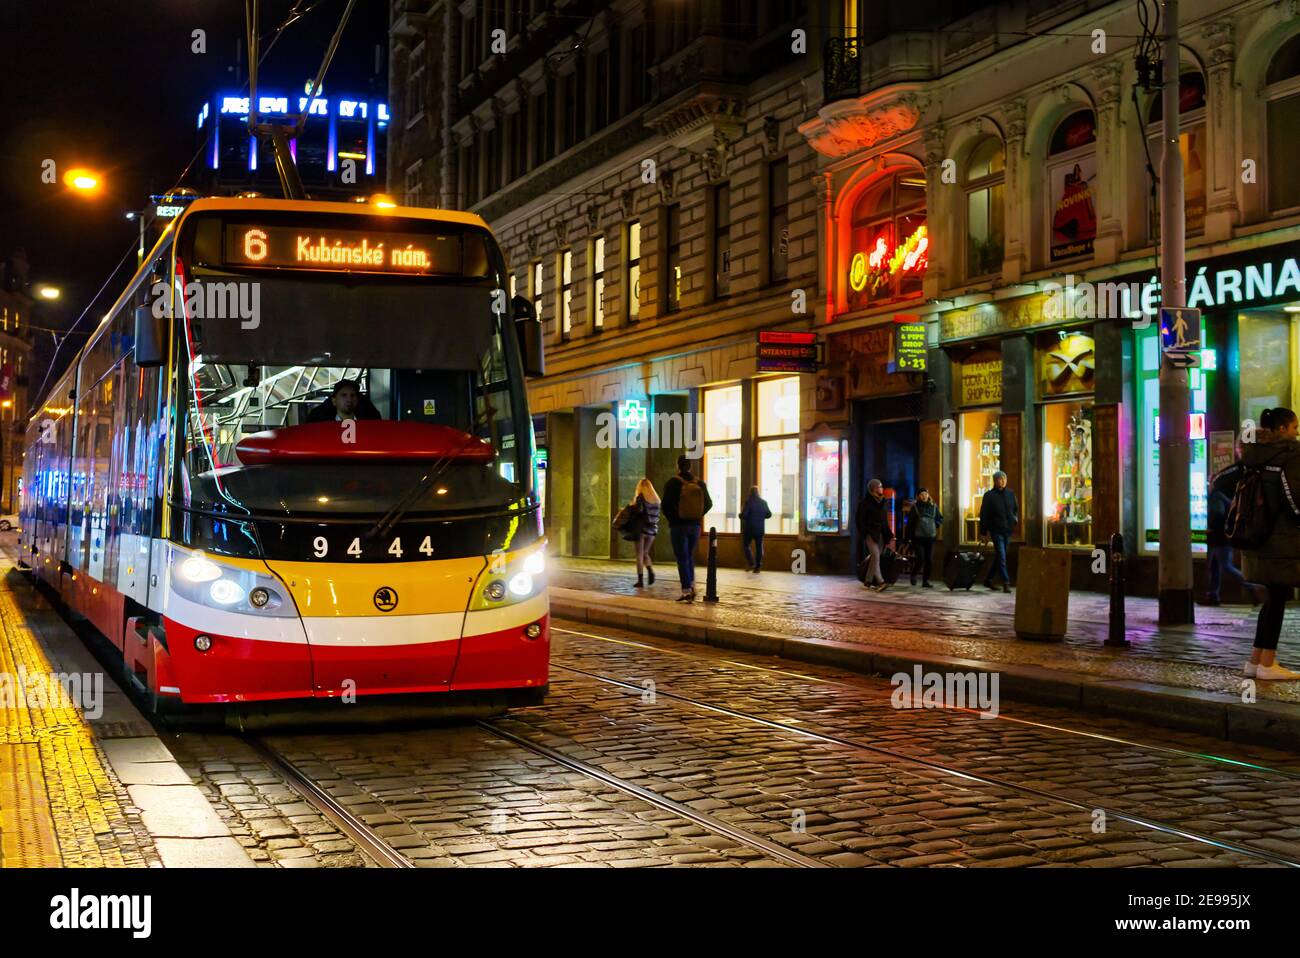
552,558,1300,706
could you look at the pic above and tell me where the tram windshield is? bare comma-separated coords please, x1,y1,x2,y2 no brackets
172,212,532,524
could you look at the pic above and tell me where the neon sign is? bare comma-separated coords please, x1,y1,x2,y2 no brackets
849,224,928,296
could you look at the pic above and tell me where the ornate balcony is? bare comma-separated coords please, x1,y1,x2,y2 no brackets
823,36,861,103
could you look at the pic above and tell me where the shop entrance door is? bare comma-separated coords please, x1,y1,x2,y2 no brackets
853,395,922,550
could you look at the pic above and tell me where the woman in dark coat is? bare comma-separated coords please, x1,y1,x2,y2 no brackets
905,488,943,588
739,486,772,572
1214,407,1300,680
624,478,661,588
855,479,892,591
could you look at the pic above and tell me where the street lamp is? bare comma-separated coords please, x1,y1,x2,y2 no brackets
36,286,60,301
63,167,104,194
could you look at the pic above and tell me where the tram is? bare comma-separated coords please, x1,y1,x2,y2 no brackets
20,197,549,712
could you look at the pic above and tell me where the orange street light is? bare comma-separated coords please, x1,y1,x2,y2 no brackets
371,194,397,209
36,285,61,300
63,167,103,194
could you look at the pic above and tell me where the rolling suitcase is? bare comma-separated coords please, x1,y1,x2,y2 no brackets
943,551,982,591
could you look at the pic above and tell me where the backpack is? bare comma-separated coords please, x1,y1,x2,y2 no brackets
677,479,706,521
1223,464,1299,549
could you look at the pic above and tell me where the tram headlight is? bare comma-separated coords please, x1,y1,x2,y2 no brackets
470,545,547,610
523,551,545,576
168,550,295,617
484,580,507,602
507,572,533,597
209,579,246,605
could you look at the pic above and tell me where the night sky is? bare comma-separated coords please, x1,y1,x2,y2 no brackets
1,0,389,371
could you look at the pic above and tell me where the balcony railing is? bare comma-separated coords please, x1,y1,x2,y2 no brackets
823,37,860,102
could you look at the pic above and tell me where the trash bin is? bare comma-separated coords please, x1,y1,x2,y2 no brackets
1014,547,1070,640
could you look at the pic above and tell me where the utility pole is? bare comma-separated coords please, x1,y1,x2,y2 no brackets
1157,0,1193,625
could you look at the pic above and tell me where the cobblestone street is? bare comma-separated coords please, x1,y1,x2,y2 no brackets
164,619,1300,868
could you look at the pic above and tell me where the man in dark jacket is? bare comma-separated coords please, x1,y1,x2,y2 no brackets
855,479,892,591
661,455,713,602
978,470,1018,592
740,486,772,572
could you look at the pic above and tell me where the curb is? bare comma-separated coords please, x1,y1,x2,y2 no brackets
14,577,256,868
550,594,1300,752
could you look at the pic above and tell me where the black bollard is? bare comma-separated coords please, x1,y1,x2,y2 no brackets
703,526,720,603
1105,531,1129,647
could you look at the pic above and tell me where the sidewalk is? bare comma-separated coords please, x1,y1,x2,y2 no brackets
0,564,253,867
550,557,1300,748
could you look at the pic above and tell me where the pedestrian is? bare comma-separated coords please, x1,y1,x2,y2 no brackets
1203,480,1264,606
905,488,943,588
1212,407,1300,680
856,478,893,592
740,485,771,573
978,470,1018,592
661,455,713,603
622,478,661,589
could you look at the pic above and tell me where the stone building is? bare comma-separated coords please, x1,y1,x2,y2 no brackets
0,255,39,514
388,0,824,570
798,0,1300,594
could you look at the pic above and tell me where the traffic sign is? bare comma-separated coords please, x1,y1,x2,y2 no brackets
1159,306,1201,367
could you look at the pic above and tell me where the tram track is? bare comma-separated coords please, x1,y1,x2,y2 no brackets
553,624,1300,782
545,635,1300,869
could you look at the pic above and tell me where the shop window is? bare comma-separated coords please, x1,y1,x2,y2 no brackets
958,409,1000,545
1046,110,1097,264
531,260,544,326
703,385,743,533
1238,309,1293,424
591,235,606,329
806,438,849,533
1266,35,1300,213
756,377,800,534
848,169,927,310
1041,401,1093,548
1147,72,1207,238
965,137,1005,279
1137,326,1211,553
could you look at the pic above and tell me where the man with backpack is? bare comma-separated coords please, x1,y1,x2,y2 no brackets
662,455,714,603
1212,407,1300,680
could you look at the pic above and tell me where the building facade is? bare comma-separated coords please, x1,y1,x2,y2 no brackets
797,0,1300,594
389,0,825,570
0,255,38,514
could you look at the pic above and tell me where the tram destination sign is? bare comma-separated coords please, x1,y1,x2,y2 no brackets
757,330,819,373
224,224,463,275
890,318,928,373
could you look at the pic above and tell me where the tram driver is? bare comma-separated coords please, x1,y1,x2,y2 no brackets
304,378,383,423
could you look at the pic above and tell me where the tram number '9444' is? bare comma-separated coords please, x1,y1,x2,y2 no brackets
310,535,436,560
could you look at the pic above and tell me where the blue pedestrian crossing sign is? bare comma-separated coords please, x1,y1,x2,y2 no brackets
1160,307,1201,367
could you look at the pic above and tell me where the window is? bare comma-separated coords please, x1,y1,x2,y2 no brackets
404,160,423,205
590,235,606,329
626,220,641,323
848,169,927,308
530,91,545,169
407,44,427,124
627,23,647,110
756,377,800,534
509,272,518,300
1047,110,1097,263
593,48,610,132
703,385,743,533
460,14,475,79
510,102,526,182
806,438,849,533
1042,401,1093,548
560,249,573,338
486,123,502,195
958,409,1001,545
663,204,682,313
1147,73,1206,238
714,183,732,298
1266,35,1300,212
531,260,544,326
965,137,1004,278
768,158,789,283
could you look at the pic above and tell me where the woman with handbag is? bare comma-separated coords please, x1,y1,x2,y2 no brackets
616,478,661,588
905,488,943,588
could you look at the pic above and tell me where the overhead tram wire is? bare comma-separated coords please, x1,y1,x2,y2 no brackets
31,1,347,414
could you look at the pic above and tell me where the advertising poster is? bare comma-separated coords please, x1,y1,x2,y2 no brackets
1050,153,1098,262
